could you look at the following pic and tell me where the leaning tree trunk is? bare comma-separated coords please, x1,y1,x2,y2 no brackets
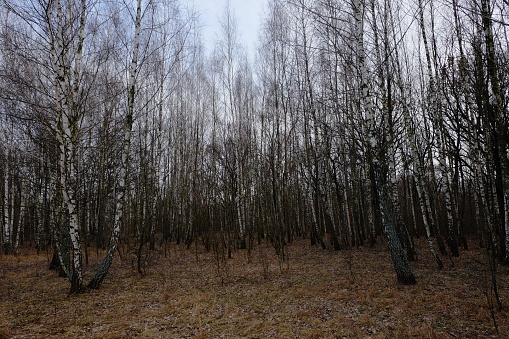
353,0,415,284
88,0,142,289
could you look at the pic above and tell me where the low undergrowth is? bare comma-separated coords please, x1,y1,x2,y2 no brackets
0,238,508,338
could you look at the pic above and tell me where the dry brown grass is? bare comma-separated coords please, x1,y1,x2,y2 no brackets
0,238,508,338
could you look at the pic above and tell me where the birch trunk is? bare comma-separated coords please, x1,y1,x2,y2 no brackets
47,0,87,293
392,41,443,268
88,0,142,289
417,0,459,257
480,0,509,263
2,158,12,254
353,0,415,284
353,0,377,245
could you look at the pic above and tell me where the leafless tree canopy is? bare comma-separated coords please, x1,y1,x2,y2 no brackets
1,0,508,292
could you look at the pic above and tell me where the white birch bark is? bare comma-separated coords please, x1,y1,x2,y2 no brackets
480,0,509,263
391,17,443,268
2,158,12,254
14,178,23,251
47,0,87,292
353,0,377,243
353,0,415,283
417,0,458,257
88,0,142,289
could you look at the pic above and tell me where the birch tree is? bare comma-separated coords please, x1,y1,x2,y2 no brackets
352,0,415,284
3,0,93,290
88,0,143,289
479,0,509,263
1,115,15,255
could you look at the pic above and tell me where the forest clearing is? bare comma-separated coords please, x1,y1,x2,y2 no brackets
1,0,509,336
1,238,508,338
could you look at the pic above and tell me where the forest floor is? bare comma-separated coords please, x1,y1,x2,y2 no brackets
0,237,508,338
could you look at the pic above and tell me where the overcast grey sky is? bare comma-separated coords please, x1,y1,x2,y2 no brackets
191,0,267,59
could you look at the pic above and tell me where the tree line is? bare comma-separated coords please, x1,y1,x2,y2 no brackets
0,0,508,293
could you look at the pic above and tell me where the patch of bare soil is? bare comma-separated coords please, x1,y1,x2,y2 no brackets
0,238,508,338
